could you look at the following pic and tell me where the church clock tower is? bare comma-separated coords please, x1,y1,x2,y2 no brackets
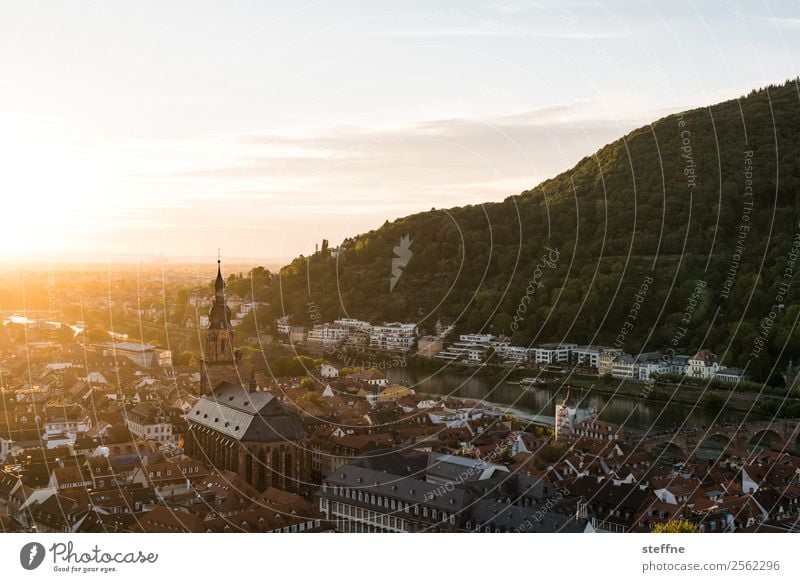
206,259,234,362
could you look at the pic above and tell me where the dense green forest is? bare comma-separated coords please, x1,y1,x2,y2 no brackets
248,80,800,381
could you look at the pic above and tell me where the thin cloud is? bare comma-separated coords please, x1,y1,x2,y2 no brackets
760,17,800,30
375,28,622,39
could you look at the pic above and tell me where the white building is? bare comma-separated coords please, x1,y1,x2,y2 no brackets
435,334,494,364
123,402,174,444
276,315,292,335
598,349,623,376
44,406,92,437
490,339,531,366
369,322,417,353
533,343,577,365
635,352,668,381
714,367,749,383
238,301,266,317
668,355,690,375
687,349,720,380
611,354,638,379
334,318,372,332
317,363,340,379
0,437,12,463
307,324,350,347
554,400,592,441
571,346,606,369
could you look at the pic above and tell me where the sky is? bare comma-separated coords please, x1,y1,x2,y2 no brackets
0,0,798,266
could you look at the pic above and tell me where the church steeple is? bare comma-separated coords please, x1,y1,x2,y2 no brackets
205,256,234,364
214,258,225,299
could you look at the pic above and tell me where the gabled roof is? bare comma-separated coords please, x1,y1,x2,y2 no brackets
188,382,306,442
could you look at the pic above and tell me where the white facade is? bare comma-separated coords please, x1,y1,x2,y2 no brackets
714,367,748,383
44,416,92,437
611,355,638,379
533,343,577,365
276,315,292,335
635,353,668,381
435,334,493,364
490,341,530,365
687,350,720,379
334,318,373,332
369,323,417,352
124,414,173,444
307,324,350,347
318,363,340,378
571,346,604,368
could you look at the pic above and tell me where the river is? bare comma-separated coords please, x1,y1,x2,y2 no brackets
387,367,756,437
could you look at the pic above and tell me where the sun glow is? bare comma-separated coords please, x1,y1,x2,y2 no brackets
0,115,116,258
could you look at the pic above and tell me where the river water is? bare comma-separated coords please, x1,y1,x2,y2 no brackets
387,367,755,436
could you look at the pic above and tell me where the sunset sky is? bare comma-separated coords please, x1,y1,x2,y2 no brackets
1,0,798,266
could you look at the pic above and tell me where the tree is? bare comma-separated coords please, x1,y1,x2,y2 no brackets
652,519,698,533
85,327,111,343
174,351,196,366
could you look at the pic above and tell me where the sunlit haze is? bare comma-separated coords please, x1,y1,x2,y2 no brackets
1,0,798,264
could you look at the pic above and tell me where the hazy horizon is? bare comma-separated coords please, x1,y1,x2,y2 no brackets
2,0,799,265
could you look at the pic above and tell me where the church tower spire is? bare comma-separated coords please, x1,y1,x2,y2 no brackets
205,256,234,365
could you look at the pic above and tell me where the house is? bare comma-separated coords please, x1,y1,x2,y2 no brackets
636,352,669,381
668,354,690,375
611,354,638,379
316,363,340,379
598,349,623,376
652,477,699,505
44,404,91,437
571,346,605,369
347,368,388,387
490,339,531,366
378,385,414,403
123,402,174,444
687,349,720,379
532,343,577,365
48,464,92,491
435,334,493,364
714,367,749,383
319,448,586,533
368,322,417,353
307,324,350,347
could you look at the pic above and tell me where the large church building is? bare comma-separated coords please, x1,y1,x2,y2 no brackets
187,260,311,492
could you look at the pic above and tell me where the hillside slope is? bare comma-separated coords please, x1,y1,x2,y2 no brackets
267,80,800,380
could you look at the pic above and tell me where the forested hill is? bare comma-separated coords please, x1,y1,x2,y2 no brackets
265,79,800,380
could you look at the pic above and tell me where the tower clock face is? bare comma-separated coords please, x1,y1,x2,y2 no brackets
220,330,228,341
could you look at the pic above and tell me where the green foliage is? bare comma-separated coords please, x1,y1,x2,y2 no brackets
269,356,320,377
174,351,196,366
652,519,698,533
268,80,800,378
